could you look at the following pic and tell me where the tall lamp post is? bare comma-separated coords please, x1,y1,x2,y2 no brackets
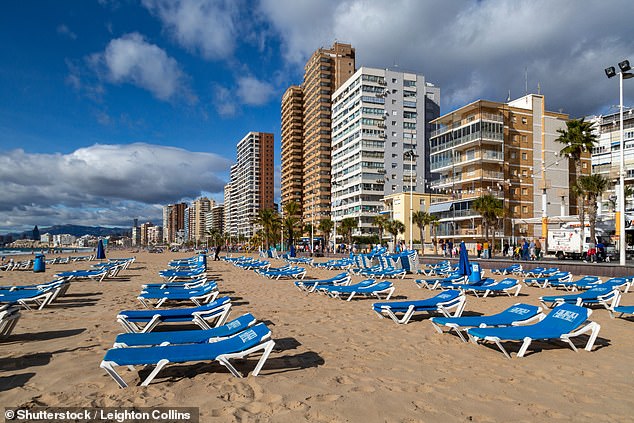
605,59,633,266
405,150,418,251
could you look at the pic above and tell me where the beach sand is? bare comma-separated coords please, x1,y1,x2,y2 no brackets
1,251,633,422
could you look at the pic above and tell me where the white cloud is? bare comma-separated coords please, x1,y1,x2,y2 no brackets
213,85,238,118
236,76,275,106
142,0,240,60
259,0,634,116
0,144,231,232
56,24,77,40
92,33,193,102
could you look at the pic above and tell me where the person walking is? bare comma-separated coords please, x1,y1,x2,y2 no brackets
503,242,510,257
447,240,454,258
476,242,482,258
522,238,530,261
534,238,542,260
482,241,489,259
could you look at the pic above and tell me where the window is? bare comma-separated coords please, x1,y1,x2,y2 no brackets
392,78,397,83
522,206,528,213
392,120,396,126
521,152,528,160
522,188,528,195
522,170,528,177
512,116,517,123
513,206,519,213
392,99,396,104
582,162,588,169
511,152,517,159
522,117,527,124
391,163,398,168
392,132,398,137
392,110,397,116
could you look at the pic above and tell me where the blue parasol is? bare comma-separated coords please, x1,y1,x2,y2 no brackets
457,241,472,280
96,239,106,260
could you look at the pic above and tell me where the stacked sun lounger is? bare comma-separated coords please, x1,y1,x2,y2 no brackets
316,279,395,302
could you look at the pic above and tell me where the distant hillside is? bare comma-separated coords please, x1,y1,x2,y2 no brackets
8,224,130,238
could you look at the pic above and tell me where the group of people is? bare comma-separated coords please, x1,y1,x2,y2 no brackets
511,238,542,261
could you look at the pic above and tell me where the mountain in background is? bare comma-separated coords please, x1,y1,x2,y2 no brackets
6,224,131,239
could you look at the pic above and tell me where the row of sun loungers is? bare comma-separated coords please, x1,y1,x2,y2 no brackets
101,254,276,388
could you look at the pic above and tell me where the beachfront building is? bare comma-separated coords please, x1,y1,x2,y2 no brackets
382,192,450,249
40,233,51,244
140,222,154,246
205,204,225,235
280,42,356,225
281,85,304,209
589,108,634,213
224,132,275,239
146,225,163,245
330,67,440,237
163,202,187,244
428,94,580,245
53,233,76,246
131,226,141,246
188,197,214,245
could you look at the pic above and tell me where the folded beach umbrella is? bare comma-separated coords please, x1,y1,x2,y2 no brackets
457,241,472,281
96,239,106,260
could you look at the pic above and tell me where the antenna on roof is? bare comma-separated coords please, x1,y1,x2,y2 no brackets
525,66,528,96
537,81,541,95
506,90,511,102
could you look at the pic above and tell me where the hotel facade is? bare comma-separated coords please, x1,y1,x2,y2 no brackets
428,94,585,244
330,67,440,236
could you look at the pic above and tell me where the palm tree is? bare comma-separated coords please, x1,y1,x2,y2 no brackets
339,217,358,247
578,174,610,248
429,215,440,254
472,194,504,257
412,211,433,255
318,218,334,252
555,118,598,214
372,214,389,245
252,208,279,250
282,201,301,249
385,219,405,251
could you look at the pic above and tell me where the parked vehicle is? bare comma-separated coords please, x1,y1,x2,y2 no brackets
547,223,611,260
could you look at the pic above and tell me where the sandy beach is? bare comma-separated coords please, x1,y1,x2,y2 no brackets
1,251,633,422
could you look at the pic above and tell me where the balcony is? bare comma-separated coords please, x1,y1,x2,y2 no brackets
431,150,503,172
431,113,504,138
429,170,505,188
430,131,504,154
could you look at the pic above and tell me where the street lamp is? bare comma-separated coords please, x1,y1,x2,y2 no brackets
605,59,633,266
404,150,418,251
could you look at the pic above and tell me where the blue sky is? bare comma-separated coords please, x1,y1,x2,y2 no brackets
1,0,633,233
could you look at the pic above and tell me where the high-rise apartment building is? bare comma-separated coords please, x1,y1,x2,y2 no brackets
281,42,355,225
140,222,154,246
281,85,304,208
163,202,186,244
224,132,275,238
330,67,440,236
589,108,634,212
428,94,581,244
189,197,214,244
205,204,225,234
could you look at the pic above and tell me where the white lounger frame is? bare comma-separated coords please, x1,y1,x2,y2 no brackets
101,336,276,388
137,289,219,308
117,303,231,333
376,295,466,325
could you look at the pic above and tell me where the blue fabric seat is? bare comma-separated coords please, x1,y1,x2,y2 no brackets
101,323,275,387
137,282,219,308
113,313,257,347
116,297,232,333
467,303,601,358
372,290,466,324
430,303,542,341
540,281,623,310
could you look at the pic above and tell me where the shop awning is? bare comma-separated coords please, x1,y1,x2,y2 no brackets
429,202,453,213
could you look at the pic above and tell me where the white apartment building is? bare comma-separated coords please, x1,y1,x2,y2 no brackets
224,132,274,239
589,108,634,212
331,67,440,236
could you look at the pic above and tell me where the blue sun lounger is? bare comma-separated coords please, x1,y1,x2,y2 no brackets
0,304,21,337
142,277,209,290
430,303,543,342
294,272,350,292
467,303,601,358
112,313,258,347
611,305,634,319
323,281,395,301
137,282,219,308
524,272,572,288
101,322,275,388
539,282,623,310
372,290,466,324
549,275,602,291
490,264,522,275
159,267,205,281
0,281,66,310
414,273,464,290
55,268,109,282
461,278,522,298
116,297,232,333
